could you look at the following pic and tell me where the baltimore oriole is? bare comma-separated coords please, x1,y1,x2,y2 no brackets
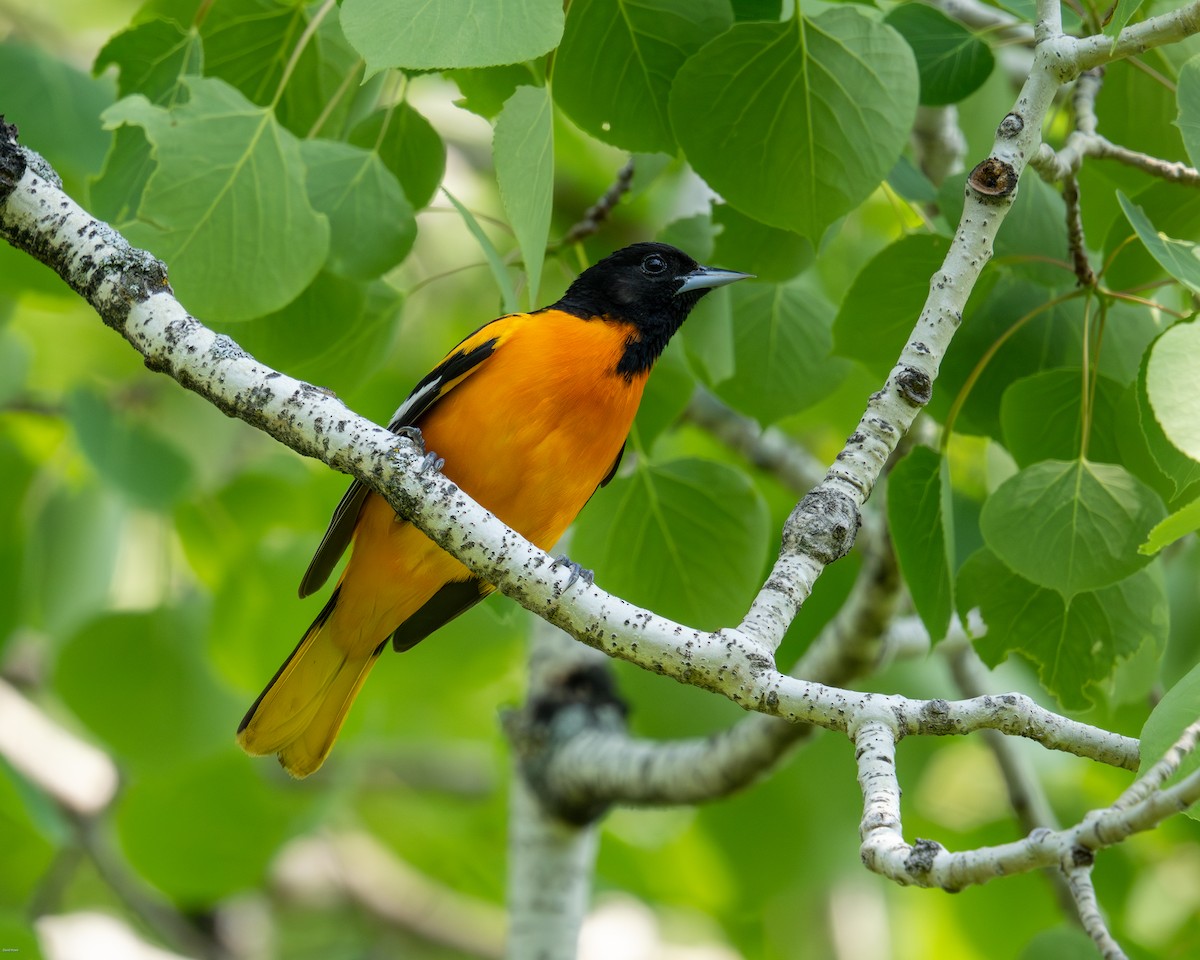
237,242,751,777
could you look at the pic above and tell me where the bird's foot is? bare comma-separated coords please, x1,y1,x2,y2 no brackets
551,554,595,591
395,424,426,452
418,452,445,475
395,426,444,475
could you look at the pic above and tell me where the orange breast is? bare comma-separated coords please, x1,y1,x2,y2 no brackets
328,311,647,654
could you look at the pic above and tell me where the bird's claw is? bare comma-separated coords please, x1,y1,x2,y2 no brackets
552,554,594,591
418,452,445,476
394,425,426,452
395,427,444,475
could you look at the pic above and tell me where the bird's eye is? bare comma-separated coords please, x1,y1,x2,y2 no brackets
642,254,667,275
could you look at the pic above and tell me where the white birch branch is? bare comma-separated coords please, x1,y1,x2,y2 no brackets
1064,862,1127,960
913,106,968,186
1031,67,1200,187
505,622,612,960
854,714,1200,901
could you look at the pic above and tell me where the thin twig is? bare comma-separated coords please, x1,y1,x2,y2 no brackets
1063,174,1096,287
946,640,1080,923
1064,861,1128,960
553,159,635,249
1112,718,1200,810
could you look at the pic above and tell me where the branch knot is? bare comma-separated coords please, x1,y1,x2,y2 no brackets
782,488,860,566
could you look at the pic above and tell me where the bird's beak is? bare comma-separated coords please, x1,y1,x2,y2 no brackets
675,266,755,294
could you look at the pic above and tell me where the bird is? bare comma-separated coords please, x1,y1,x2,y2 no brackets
236,242,751,777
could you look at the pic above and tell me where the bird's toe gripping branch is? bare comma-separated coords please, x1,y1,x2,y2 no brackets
551,555,595,592
394,425,444,476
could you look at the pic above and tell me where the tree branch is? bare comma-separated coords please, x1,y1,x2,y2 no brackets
1031,67,1200,187
553,159,636,249
855,716,1199,895
1071,2,1200,73
1064,861,1127,960
504,621,614,959
945,639,1081,923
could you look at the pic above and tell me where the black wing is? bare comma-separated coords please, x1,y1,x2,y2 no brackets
389,578,495,651
297,333,502,598
599,441,625,488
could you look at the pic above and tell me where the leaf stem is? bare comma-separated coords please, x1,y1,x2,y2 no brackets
1079,289,1094,459
940,289,1084,448
272,0,337,108
306,58,364,139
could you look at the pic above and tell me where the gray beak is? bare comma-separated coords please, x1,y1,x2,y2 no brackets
675,266,755,294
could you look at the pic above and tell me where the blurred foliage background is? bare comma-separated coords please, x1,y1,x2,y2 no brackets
2,1,1200,959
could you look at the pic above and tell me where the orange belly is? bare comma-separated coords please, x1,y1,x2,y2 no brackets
327,312,647,655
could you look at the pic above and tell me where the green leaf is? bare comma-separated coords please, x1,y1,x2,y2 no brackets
833,233,951,379
94,17,203,103
55,609,237,768
1118,191,1200,293
0,764,57,909
1144,319,1200,462
1141,495,1200,555
198,0,302,102
928,277,1084,439
213,273,402,390
26,486,123,640
444,190,519,315
1140,659,1200,819
1115,382,1179,505
980,459,1164,597
348,103,446,210
711,205,813,282
341,0,564,72
89,124,157,224
450,64,539,119
999,370,1124,467
712,276,848,423
272,5,365,139
494,84,553,308
0,40,115,194
659,213,717,263
732,0,781,20
883,3,994,106
1136,333,1200,497
1178,55,1200,169
552,0,733,153
1105,0,1146,40
66,388,193,510
887,155,938,204
300,139,416,280
669,10,918,239
682,284,735,385
101,76,330,322
572,458,770,628
958,548,1166,710
116,753,301,904
888,446,954,642
1103,181,1200,293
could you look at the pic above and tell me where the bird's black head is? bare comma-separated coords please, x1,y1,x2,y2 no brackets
552,242,751,378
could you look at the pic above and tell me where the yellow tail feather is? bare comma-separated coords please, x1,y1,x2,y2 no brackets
237,601,379,778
